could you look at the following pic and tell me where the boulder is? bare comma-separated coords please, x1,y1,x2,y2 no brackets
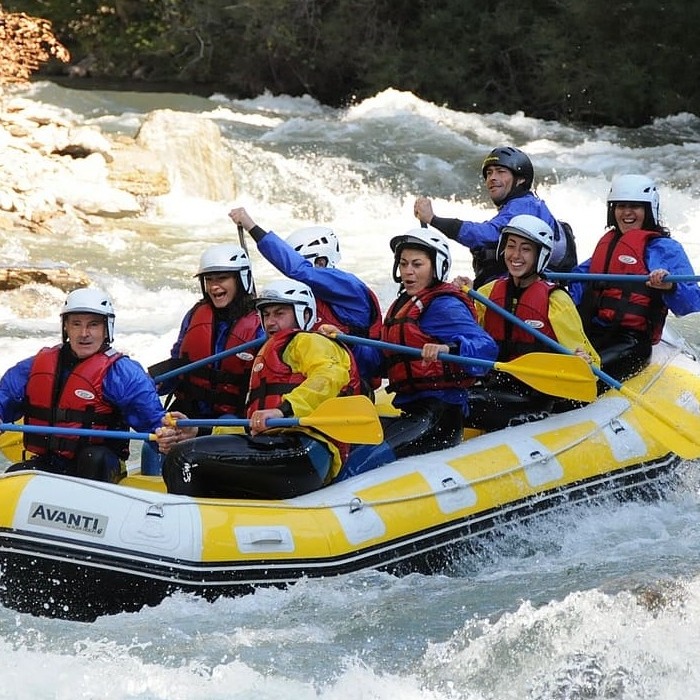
0,266,90,292
136,109,237,201
107,136,171,197
0,96,240,244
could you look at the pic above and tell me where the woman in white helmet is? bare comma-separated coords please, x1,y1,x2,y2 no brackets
569,175,700,380
329,228,499,480
228,207,383,393
0,288,195,482
463,215,599,430
162,280,364,498
161,242,264,421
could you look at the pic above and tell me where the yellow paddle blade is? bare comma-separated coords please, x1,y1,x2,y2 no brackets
299,395,384,444
494,353,597,402
0,425,24,463
618,386,700,460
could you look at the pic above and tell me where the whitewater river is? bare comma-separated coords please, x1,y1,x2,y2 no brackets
1,82,700,698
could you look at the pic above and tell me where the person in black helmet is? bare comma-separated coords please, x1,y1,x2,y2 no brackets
414,146,577,289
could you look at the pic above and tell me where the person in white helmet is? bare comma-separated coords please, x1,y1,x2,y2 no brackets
159,242,264,420
228,207,383,393
460,215,599,430
414,146,577,288
162,280,364,498
325,228,498,480
0,288,195,482
569,175,700,380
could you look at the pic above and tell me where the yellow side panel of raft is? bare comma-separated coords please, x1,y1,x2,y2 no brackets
0,473,33,527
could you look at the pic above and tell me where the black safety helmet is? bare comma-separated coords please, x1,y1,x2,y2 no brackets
481,146,534,190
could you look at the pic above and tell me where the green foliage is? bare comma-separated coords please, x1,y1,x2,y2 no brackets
3,0,699,125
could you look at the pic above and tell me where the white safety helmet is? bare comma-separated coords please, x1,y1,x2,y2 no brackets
61,288,115,343
497,214,554,274
607,174,661,227
285,226,341,268
390,228,452,283
196,243,254,294
255,280,317,331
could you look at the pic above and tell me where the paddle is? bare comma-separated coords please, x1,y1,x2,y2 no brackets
0,423,156,442
152,337,264,384
237,222,257,295
545,272,700,284
0,397,383,448
469,287,700,460
333,333,596,402
0,425,25,463
172,395,383,444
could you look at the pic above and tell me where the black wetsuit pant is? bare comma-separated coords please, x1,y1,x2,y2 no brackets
162,433,333,499
5,445,124,483
588,327,652,384
336,397,464,481
465,373,555,433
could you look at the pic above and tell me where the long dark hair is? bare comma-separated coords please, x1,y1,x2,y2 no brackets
205,271,256,321
606,202,669,235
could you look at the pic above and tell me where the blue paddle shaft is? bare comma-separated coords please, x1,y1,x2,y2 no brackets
0,423,153,441
334,333,495,370
545,272,700,283
467,288,622,390
153,337,264,383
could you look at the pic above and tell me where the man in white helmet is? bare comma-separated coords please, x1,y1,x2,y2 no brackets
569,175,700,380
162,280,364,498
462,214,598,429
0,288,194,482
228,206,383,393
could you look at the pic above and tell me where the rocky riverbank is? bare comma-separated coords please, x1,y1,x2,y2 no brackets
0,90,237,290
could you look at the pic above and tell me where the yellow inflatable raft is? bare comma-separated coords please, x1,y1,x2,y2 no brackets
1,327,699,621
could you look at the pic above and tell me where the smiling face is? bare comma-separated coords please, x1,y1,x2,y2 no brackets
484,165,524,205
503,233,538,286
613,202,646,234
203,272,238,308
64,313,108,359
398,247,434,295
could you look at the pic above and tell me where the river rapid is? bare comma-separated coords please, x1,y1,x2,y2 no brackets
1,82,700,699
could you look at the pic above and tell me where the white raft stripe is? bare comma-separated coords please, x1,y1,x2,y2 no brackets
0,453,678,587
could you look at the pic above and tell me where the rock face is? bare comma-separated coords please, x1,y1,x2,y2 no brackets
136,110,237,202
0,266,90,292
0,94,239,289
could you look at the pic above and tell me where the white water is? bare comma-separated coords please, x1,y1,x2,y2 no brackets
1,83,700,698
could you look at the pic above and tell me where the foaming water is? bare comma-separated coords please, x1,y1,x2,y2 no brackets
4,489,700,698
2,83,700,697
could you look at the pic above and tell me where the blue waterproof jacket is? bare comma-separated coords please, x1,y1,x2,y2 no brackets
439,192,561,254
569,236,700,318
0,350,166,438
253,229,379,381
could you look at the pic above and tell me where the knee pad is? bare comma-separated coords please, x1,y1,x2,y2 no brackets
75,446,123,483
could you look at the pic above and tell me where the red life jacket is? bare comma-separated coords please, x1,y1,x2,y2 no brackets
315,289,383,389
246,329,362,461
382,283,478,395
177,302,260,416
586,228,667,343
23,345,128,459
484,278,558,361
